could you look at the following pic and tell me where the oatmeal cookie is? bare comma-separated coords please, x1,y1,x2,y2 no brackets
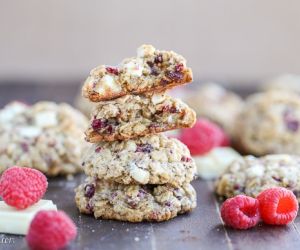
185,83,243,136
82,45,193,102
0,101,88,176
75,178,196,222
215,154,300,202
235,91,300,155
86,93,196,142
82,134,196,186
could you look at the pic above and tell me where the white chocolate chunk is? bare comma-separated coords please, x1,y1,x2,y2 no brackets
96,75,121,95
151,94,166,105
129,163,150,184
246,164,264,178
18,126,42,138
0,102,27,123
167,115,174,124
137,44,155,58
0,200,57,235
194,147,241,180
122,60,143,77
34,111,58,128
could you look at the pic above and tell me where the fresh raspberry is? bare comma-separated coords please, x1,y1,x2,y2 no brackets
257,187,298,225
0,166,48,209
179,119,230,155
221,195,260,229
26,210,77,250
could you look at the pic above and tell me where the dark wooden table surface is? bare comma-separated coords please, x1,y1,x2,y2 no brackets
1,83,300,250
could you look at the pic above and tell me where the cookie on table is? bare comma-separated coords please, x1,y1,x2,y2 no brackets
0,101,88,176
82,134,196,187
215,154,300,202
262,74,300,94
185,83,243,136
85,93,196,142
235,91,300,156
75,178,196,222
82,44,193,102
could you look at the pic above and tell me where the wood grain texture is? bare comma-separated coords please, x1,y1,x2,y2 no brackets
1,84,300,250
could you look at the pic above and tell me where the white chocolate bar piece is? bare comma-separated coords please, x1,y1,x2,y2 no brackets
194,147,241,180
0,200,57,235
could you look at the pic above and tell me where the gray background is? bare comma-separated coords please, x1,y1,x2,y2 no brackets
1,0,300,85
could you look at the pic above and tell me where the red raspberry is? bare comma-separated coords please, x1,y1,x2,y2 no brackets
257,187,298,225
221,195,260,229
0,166,48,209
179,119,230,155
26,210,77,250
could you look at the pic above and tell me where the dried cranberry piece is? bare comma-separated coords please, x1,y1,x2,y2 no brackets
106,125,113,134
106,67,119,75
160,79,170,86
181,156,192,162
111,192,118,199
84,184,95,198
161,105,178,113
283,109,299,132
154,54,163,64
137,188,147,199
166,71,183,81
95,146,102,153
20,142,29,152
150,67,159,76
126,197,138,208
136,143,153,153
272,176,282,182
286,120,299,132
91,119,107,130
86,202,94,213
165,201,171,207
233,184,245,193
147,61,159,76
82,162,85,166
147,61,154,67
149,123,160,130
175,63,184,72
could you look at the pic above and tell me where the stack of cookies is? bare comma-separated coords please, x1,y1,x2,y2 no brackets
75,45,197,222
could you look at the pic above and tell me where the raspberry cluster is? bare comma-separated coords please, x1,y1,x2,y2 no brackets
220,187,298,229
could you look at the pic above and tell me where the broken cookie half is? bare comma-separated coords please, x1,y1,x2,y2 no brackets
82,44,193,102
